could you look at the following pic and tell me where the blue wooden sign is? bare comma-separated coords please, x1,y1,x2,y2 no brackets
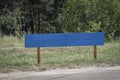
25,32,104,48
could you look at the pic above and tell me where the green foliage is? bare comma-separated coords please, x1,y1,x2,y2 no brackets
61,0,120,39
0,8,22,35
0,0,64,35
0,0,120,40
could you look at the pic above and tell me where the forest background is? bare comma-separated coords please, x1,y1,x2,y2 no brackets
0,0,120,40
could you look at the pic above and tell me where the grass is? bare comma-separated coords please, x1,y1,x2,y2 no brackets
0,36,120,73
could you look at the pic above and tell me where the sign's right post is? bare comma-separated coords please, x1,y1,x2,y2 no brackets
94,45,97,60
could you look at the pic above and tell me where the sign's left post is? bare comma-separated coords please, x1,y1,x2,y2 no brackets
37,47,40,64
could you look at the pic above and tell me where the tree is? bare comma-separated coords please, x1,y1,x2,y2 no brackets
0,0,65,35
61,0,120,39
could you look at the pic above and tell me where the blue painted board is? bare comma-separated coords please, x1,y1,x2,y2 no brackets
25,32,104,48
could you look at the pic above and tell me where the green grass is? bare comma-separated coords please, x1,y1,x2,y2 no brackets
0,36,120,73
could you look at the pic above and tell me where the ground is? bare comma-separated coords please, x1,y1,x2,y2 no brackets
0,66,120,80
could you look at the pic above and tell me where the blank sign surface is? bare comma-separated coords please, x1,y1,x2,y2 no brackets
25,32,104,48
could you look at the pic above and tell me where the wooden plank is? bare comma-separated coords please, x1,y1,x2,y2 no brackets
25,32,104,48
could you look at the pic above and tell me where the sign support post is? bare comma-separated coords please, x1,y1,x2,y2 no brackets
37,47,40,64
94,45,97,60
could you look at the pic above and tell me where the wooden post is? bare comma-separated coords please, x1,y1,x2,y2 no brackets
37,47,40,64
94,45,97,60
